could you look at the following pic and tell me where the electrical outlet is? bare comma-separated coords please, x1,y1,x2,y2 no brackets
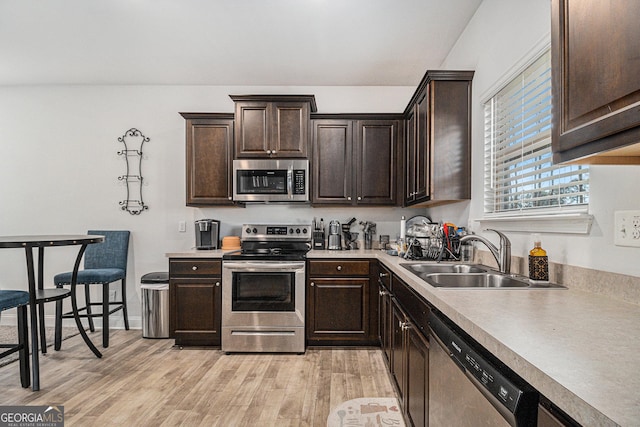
178,221,186,232
614,210,640,247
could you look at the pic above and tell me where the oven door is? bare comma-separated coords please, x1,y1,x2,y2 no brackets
222,261,305,328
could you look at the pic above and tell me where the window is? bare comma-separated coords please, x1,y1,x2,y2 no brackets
483,49,589,216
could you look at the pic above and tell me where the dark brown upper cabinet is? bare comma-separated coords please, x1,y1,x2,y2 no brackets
311,115,403,206
551,0,640,164
230,95,317,159
403,71,474,207
181,113,235,206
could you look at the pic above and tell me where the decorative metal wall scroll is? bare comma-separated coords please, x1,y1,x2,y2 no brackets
117,128,149,215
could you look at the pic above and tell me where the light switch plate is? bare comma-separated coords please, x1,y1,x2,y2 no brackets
614,210,640,247
178,221,187,233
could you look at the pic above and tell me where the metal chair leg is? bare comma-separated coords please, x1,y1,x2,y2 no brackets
102,284,109,348
17,304,30,388
38,302,47,354
54,299,63,351
85,283,95,332
121,278,130,330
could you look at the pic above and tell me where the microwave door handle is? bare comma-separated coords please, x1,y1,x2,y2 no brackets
287,165,293,199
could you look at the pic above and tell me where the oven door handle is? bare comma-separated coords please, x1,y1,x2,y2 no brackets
223,262,305,271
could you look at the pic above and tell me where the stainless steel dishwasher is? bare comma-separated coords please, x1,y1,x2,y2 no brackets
428,312,539,426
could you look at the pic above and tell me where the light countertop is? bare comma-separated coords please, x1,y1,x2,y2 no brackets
167,248,640,426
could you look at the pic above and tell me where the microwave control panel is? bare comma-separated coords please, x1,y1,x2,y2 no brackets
293,169,306,195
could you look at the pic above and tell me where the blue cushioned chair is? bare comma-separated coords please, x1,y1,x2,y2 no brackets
0,290,30,388
54,230,130,348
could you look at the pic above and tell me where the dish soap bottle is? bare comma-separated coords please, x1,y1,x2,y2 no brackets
528,234,549,283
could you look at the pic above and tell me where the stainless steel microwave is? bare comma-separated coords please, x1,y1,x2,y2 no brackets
232,159,309,202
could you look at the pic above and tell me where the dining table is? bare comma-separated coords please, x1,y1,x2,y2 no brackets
0,234,105,391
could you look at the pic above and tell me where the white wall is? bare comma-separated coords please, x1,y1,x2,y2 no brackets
433,0,640,277
0,84,421,326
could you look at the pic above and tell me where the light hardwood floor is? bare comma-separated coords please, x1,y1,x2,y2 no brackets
0,330,397,426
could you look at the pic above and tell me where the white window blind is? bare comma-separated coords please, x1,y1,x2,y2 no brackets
483,50,589,215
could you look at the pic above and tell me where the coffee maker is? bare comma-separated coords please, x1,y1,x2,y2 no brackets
327,220,342,250
195,219,220,250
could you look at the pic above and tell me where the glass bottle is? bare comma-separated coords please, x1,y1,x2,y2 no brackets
528,234,549,283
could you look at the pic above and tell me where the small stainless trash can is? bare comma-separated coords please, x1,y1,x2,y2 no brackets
141,272,169,338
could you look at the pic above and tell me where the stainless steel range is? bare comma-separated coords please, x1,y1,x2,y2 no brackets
221,224,311,353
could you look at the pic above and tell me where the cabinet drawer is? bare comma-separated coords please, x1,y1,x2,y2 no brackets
308,260,369,276
169,259,221,277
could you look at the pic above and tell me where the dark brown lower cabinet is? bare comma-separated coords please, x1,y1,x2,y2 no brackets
382,268,431,427
406,324,429,427
391,300,408,404
169,259,222,346
306,259,378,346
378,264,392,365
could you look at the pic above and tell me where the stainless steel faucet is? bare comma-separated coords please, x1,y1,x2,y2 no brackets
459,229,511,273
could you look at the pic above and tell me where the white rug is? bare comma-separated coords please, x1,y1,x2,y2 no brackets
327,397,405,427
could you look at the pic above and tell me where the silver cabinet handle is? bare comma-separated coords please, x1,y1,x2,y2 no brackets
357,196,362,201
192,266,198,271
310,282,315,287
379,290,388,296
336,265,342,271
215,282,220,287
347,196,352,201
272,150,277,155
266,149,272,154
379,272,389,278
401,322,411,331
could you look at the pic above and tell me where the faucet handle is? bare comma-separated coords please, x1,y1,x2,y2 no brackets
487,229,510,245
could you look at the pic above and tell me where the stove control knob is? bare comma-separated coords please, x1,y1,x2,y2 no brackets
302,228,307,234
296,228,301,234
252,228,258,234
289,228,294,234
245,228,252,234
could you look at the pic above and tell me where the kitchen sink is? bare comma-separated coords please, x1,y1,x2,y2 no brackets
400,263,566,289
400,263,488,275
425,273,530,288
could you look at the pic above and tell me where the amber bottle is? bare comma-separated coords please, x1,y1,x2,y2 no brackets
528,235,549,283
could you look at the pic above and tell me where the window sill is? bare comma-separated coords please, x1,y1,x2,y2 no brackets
475,213,593,234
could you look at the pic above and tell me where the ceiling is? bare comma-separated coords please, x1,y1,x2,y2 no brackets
0,0,482,87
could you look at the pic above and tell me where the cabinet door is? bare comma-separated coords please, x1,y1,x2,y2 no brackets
185,117,234,205
406,325,429,427
551,0,640,164
271,101,309,157
430,80,472,203
405,107,417,204
170,278,221,346
414,88,429,202
234,101,270,157
391,299,407,404
312,120,353,204
307,278,370,343
379,281,392,365
356,120,398,205
405,88,430,205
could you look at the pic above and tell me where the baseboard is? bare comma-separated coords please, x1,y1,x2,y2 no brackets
0,313,142,330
